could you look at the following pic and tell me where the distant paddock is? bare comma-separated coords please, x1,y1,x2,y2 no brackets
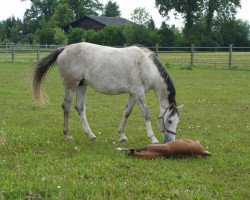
0,44,249,69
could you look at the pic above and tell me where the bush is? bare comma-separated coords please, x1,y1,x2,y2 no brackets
67,28,85,44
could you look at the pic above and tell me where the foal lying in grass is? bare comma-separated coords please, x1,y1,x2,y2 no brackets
126,139,211,159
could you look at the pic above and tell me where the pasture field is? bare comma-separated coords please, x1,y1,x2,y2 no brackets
0,60,249,199
1,47,250,69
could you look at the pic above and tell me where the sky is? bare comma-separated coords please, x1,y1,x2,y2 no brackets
0,0,249,28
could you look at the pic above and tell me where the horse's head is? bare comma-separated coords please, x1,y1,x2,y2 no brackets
157,104,183,143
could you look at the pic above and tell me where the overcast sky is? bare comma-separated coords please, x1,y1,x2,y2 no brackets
0,0,249,28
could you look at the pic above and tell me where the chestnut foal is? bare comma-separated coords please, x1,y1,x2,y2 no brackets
127,139,211,159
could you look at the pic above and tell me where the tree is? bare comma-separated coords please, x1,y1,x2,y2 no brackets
1,17,23,43
65,0,103,19
158,22,176,46
203,0,240,43
155,0,203,41
147,18,156,30
130,7,151,26
26,0,59,21
123,24,160,46
103,0,121,17
0,22,4,42
34,18,56,44
67,27,85,44
51,3,74,28
54,27,68,44
218,19,250,46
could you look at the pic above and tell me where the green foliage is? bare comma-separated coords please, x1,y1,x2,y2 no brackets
130,7,151,26
155,0,202,40
0,0,249,46
67,27,85,44
65,0,103,19
34,18,56,44
51,3,74,28
85,25,125,46
218,19,250,46
158,22,176,46
0,62,249,199
96,25,124,46
103,0,121,17
28,0,59,20
54,28,68,44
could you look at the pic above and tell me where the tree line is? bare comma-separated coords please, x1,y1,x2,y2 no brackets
0,0,249,47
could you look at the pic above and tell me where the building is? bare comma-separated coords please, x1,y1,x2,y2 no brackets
64,15,133,32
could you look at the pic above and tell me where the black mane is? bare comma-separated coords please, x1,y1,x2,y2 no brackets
150,54,176,105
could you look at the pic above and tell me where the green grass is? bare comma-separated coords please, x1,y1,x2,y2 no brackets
1,50,250,69
0,61,249,199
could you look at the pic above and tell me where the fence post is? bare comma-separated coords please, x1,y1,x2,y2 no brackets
11,44,15,63
229,44,233,68
155,43,159,56
190,44,194,67
37,46,40,61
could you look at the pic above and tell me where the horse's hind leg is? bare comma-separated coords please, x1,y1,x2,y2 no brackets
75,83,96,140
62,88,74,140
118,94,136,142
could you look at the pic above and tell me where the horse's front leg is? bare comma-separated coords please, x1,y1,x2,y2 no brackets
118,94,136,142
75,84,96,140
132,91,159,144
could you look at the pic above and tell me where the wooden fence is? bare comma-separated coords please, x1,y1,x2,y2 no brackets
0,44,250,69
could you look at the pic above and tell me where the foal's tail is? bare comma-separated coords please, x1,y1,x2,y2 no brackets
32,47,65,103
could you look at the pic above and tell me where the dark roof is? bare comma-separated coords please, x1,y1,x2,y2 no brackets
85,15,132,26
66,15,133,28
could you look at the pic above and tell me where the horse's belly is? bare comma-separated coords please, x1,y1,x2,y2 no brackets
87,80,130,95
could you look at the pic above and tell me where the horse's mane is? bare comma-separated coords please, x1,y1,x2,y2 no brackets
150,54,176,106
132,44,176,106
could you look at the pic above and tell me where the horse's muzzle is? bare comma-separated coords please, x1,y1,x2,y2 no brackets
163,132,176,143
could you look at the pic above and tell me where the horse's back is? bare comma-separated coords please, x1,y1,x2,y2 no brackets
57,42,157,94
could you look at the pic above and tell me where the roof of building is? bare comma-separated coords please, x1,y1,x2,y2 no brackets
69,15,133,27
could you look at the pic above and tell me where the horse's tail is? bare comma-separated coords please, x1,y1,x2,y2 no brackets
32,47,65,103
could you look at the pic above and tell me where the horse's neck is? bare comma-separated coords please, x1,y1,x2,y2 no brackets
153,78,171,114
149,53,175,115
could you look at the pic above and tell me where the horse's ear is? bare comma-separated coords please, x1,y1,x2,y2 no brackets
177,104,184,112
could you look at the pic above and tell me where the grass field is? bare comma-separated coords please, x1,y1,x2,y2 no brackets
0,60,249,199
1,47,250,69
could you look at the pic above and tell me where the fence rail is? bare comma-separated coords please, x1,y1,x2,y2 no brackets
0,44,250,69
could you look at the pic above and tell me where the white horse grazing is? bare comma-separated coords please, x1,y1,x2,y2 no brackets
32,42,182,143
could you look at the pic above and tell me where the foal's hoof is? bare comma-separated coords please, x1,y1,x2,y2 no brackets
90,136,97,141
128,149,135,157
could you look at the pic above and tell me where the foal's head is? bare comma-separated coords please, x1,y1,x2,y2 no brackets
157,104,183,143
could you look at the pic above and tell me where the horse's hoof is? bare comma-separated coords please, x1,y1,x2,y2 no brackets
119,138,128,143
151,138,160,144
90,137,97,141
66,135,74,140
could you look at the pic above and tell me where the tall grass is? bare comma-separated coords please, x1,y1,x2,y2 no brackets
0,62,249,199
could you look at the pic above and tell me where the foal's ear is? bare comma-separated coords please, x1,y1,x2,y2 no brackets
177,104,184,112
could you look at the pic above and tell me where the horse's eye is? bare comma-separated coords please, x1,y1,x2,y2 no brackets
168,120,172,124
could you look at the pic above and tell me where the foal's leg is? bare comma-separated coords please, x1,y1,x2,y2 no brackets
62,88,74,140
118,94,136,142
132,91,159,144
75,84,96,140
129,150,163,159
